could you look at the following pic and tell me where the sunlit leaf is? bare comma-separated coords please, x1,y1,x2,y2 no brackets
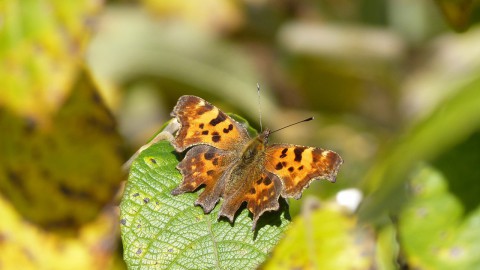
375,222,400,270
120,140,289,269
263,198,374,269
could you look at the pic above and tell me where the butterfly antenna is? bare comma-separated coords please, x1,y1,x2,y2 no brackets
257,83,263,132
270,117,314,134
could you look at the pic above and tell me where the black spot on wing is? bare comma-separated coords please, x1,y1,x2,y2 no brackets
263,177,272,185
294,147,306,162
275,162,283,170
204,152,214,160
223,124,234,133
209,112,227,126
211,131,221,142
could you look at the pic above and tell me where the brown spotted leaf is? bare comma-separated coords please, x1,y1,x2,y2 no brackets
0,70,124,230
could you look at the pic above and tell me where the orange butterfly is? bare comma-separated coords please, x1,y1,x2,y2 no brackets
170,95,343,229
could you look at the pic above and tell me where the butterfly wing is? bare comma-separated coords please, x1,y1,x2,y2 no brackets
172,145,234,213
219,170,283,230
171,95,250,152
265,144,343,199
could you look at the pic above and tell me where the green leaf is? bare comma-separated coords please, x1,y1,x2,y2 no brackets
433,131,480,214
375,223,399,270
399,165,480,269
263,198,374,269
360,75,480,221
120,140,290,269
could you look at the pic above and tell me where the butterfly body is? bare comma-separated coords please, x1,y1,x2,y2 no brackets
170,95,342,229
240,131,268,164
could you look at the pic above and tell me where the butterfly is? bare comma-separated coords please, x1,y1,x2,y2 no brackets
170,95,343,229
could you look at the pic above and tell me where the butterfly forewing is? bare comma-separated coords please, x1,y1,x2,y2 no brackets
171,95,250,152
265,144,343,199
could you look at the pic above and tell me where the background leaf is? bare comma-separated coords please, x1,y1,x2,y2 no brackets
360,75,480,221
120,140,290,269
87,8,279,125
0,194,121,269
263,198,374,269
5,0,480,268
434,0,479,31
0,70,124,230
399,165,480,268
0,0,101,119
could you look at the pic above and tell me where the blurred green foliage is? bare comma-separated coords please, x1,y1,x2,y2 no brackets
399,165,480,269
2,0,480,269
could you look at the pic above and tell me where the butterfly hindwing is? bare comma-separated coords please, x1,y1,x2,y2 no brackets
173,145,234,213
219,170,283,230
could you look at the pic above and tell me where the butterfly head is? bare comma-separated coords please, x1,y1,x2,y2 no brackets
258,129,271,145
